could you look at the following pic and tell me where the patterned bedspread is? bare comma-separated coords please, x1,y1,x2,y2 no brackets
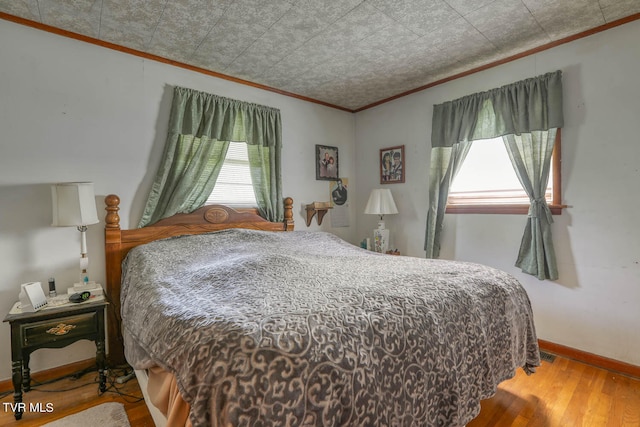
121,229,539,427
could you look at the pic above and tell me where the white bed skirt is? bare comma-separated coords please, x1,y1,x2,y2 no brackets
134,369,167,427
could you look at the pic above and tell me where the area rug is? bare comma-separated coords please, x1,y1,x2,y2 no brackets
42,402,130,427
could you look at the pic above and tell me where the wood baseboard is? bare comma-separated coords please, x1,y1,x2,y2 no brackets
0,358,96,394
539,339,640,379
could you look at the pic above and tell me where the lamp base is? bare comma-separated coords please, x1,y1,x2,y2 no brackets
373,227,389,253
80,255,90,284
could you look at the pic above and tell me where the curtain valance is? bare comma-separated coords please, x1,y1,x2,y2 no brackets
431,70,563,148
168,87,282,147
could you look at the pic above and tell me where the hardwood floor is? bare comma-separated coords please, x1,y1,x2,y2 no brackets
0,366,154,426
468,355,640,427
1,356,638,426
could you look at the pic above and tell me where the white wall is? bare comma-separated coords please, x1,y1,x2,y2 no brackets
0,19,356,380
355,19,640,366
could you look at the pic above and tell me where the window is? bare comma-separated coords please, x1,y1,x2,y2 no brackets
446,131,562,214
205,141,257,207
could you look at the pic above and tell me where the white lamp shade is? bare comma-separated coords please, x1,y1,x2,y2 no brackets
364,189,398,216
51,182,99,227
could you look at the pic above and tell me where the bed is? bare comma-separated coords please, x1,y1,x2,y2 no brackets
103,195,540,427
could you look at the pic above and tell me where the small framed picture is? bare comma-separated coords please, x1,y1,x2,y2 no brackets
316,145,339,180
380,145,405,184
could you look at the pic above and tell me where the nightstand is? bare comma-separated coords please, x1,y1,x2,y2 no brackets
3,299,108,420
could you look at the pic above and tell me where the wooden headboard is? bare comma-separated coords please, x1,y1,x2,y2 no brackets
104,195,294,365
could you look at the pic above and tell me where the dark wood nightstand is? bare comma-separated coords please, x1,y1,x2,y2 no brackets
3,299,108,420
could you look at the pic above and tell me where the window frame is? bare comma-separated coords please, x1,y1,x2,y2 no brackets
445,129,564,215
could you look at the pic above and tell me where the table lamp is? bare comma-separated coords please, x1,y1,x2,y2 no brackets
51,182,99,284
364,189,398,253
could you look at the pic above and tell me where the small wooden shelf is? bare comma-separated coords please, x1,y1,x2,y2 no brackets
305,202,332,226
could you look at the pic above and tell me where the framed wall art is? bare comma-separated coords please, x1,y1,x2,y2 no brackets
316,144,339,180
380,145,405,184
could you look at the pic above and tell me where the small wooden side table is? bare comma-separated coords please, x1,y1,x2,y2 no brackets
3,299,108,420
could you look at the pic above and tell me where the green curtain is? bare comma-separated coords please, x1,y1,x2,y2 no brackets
503,130,558,280
424,141,472,258
425,71,563,280
139,87,283,227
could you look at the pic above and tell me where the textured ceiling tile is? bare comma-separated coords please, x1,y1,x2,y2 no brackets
225,5,330,79
265,53,320,81
187,0,295,71
224,59,269,82
308,48,389,83
524,0,605,39
369,0,462,36
0,0,40,21
263,37,340,85
341,84,401,109
243,3,384,80
222,0,293,29
378,63,437,91
295,0,365,24
257,73,311,93
408,50,462,78
421,16,489,47
401,46,456,75
600,0,640,22
267,70,343,103
427,61,471,83
37,0,102,37
297,35,351,66
495,35,550,58
190,18,267,71
328,1,397,41
380,38,436,64
390,16,495,69
224,53,279,81
368,0,437,24
269,4,330,42
357,23,420,53
276,3,392,69
457,40,499,63
99,0,166,51
146,0,232,63
341,57,445,103
1,0,639,110
443,0,498,16
273,78,321,97
465,0,547,49
298,54,359,84
448,52,500,77
302,80,353,106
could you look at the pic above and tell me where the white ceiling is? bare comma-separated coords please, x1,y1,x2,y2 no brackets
1,0,639,111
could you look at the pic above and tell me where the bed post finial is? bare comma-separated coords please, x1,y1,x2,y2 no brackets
284,197,294,231
105,194,121,229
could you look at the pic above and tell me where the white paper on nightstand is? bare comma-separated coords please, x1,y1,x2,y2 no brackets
9,294,105,315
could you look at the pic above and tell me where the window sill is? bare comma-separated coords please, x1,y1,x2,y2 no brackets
445,204,565,215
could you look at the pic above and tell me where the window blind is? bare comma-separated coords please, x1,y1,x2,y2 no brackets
206,141,257,206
